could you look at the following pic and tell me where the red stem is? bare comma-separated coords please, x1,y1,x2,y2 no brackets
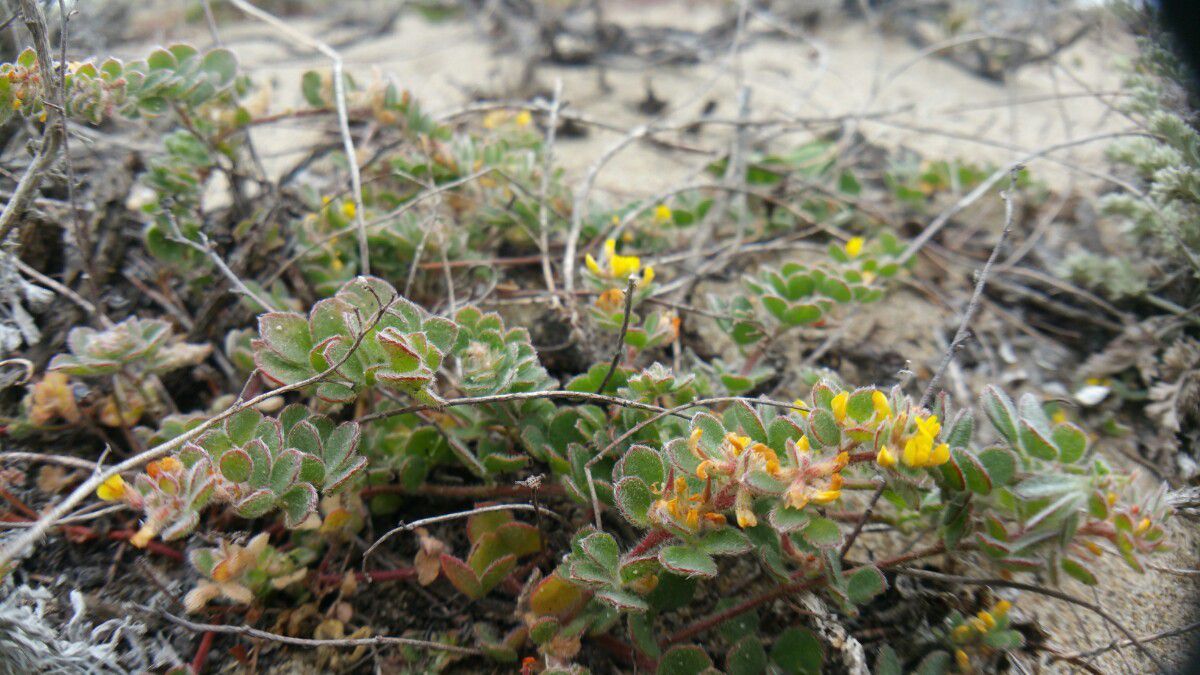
661,542,950,647
190,630,215,674
315,567,417,585
626,529,672,558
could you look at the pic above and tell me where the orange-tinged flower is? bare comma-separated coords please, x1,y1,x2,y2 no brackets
595,287,625,313
96,474,127,501
146,456,182,479
130,524,155,548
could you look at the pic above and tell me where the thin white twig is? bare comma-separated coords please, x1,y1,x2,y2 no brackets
228,0,370,275
151,607,483,655
361,503,563,572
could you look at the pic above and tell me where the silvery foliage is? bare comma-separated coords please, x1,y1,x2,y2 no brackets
0,582,167,674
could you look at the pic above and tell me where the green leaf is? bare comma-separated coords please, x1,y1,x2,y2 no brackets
947,411,974,448
647,573,696,612
845,389,874,422
802,517,841,549
977,447,1017,487
657,645,713,675
1061,558,1097,585
278,483,317,528
618,446,665,485
981,386,1018,445
914,650,951,675
768,505,811,533
807,409,840,447
771,626,823,675
952,448,992,495
659,545,718,578
1013,474,1080,500
440,554,483,599
874,646,902,675
983,629,1024,650
820,277,852,303
1019,419,1058,460
580,532,621,575
1052,423,1087,463
596,588,649,612
301,70,326,107
846,566,887,605
234,489,275,518
615,477,655,528
732,401,768,444
219,448,252,483
200,48,238,85
727,637,769,675
698,528,752,556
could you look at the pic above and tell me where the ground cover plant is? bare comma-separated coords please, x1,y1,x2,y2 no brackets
0,0,1196,673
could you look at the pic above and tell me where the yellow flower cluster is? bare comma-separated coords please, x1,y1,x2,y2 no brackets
780,435,849,512
690,430,780,529
648,475,725,534
869,391,949,470
586,239,654,286
950,600,1011,673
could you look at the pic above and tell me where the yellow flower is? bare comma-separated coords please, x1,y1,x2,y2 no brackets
653,204,672,224
872,390,891,418
725,434,751,456
735,490,757,528
1051,409,1067,425
796,436,811,454
688,427,704,458
952,624,972,642
830,392,848,423
955,649,971,672
12,97,22,110
977,610,996,630
1136,517,1151,535
130,524,155,548
811,489,841,504
845,237,864,258
876,445,897,469
915,414,941,440
514,110,532,127
610,251,641,279
930,442,950,466
341,200,357,219
696,459,715,481
96,474,128,501
993,600,1011,618
586,239,654,286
